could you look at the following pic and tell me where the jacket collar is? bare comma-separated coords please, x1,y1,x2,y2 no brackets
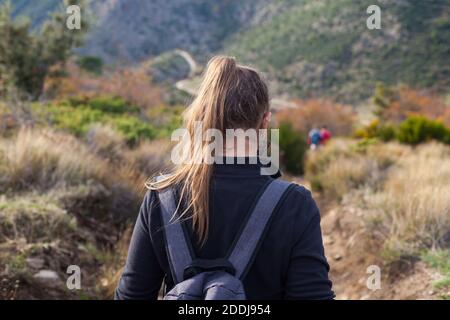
213,157,282,179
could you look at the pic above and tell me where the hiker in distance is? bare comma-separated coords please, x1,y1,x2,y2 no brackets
115,56,334,300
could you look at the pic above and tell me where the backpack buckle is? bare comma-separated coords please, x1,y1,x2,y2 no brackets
184,258,235,280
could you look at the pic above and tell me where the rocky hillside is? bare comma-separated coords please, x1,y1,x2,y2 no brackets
81,0,275,63
1,0,60,26
3,0,450,102
2,0,274,62
227,0,450,101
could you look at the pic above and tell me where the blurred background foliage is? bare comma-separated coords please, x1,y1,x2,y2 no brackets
0,0,449,300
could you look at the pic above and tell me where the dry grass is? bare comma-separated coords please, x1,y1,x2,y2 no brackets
0,126,173,299
0,127,167,197
86,124,126,162
0,193,76,243
124,139,172,177
367,143,450,256
95,227,133,299
0,128,109,192
0,65,176,298
307,139,450,260
305,139,399,200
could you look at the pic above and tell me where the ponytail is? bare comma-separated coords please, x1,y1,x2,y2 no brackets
148,56,269,245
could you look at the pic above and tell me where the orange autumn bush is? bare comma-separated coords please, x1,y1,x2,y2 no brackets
276,99,356,136
100,68,163,110
376,86,450,126
44,62,163,110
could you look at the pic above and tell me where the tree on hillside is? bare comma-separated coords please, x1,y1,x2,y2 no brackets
0,0,89,100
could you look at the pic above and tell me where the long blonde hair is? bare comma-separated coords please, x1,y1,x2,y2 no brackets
148,56,269,245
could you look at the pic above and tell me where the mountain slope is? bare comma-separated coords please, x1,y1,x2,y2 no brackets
1,0,287,62
80,0,275,63
2,0,450,102
0,0,60,26
226,0,450,101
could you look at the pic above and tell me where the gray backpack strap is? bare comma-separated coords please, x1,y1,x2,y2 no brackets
228,179,291,279
156,176,193,284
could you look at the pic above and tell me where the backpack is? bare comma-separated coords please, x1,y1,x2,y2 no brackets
310,129,321,145
156,178,291,300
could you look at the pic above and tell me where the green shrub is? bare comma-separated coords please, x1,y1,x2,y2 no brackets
422,250,450,291
353,119,379,140
397,115,450,145
34,96,157,144
49,104,104,136
111,117,157,145
77,56,103,75
377,124,397,142
66,96,138,114
0,1,88,99
356,116,449,145
353,119,396,142
279,122,307,175
87,96,139,114
422,249,450,275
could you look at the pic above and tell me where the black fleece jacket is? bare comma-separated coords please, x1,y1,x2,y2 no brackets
115,160,334,300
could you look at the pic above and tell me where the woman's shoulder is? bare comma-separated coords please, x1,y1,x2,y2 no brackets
279,180,315,203
138,189,161,222
275,179,320,222
141,189,157,211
